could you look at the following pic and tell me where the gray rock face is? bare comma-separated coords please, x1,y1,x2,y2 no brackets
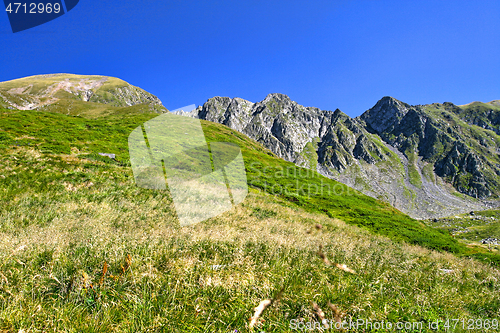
184,95,299,159
359,100,500,201
178,93,381,172
435,141,491,198
360,96,411,133
176,93,500,219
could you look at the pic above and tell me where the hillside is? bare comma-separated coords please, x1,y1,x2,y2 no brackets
177,94,500,219
425,208,500,248
0,75,499,331
0,105,468,255
0,74,167,117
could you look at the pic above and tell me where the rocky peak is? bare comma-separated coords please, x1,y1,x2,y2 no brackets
331,108,351,123
254,93,295,118
359,96,411,133
197,96,232,122
262,93,292,105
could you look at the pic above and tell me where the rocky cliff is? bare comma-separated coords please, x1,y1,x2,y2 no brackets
177,94,500,219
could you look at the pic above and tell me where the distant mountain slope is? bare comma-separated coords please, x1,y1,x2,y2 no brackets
177,94,500,219
0,74,166,116
358,97,500,199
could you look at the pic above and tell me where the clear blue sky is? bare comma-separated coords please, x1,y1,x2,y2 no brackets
1,0,499,117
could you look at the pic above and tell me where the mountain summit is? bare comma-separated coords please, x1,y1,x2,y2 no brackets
0,74,166,115
178,94,500,219
360,96,411,133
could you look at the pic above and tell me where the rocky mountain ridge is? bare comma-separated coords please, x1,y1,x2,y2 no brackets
176,93,500,219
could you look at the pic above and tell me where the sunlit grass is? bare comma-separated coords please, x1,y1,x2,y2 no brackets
0,108,499,331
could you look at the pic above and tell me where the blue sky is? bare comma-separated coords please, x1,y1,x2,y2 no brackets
1,0,499,117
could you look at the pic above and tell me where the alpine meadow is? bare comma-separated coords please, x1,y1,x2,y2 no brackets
0,74,499,332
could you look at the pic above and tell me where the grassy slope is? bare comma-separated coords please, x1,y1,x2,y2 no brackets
192,121,487,256
0,74,127,94
0,74,167,115
0,107,500,331
426,209,500,248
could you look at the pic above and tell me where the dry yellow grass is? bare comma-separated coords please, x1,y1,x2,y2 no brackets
1,148,500,331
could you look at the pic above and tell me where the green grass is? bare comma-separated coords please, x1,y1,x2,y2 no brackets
422,163,435,183
1,107,500,331
405,149,422,189
468,223,500,241
0,108,156,159
299,139,319,170
427,210,500,247
1,108,495,257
